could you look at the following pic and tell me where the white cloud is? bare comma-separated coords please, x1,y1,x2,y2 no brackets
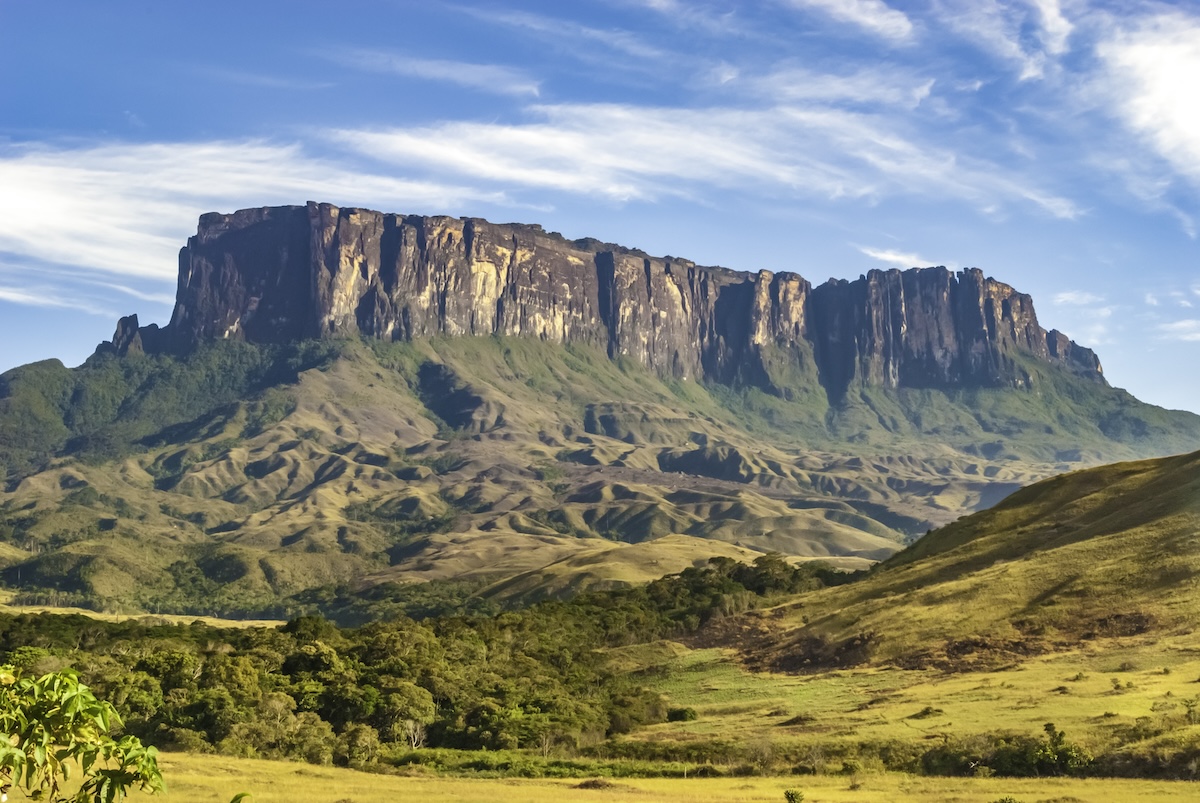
708,62,740,85
0,285,114,317
327,102,1079,217
1097,12,1200,186
1027,0,1072,55
332,51,540,97
1145,292,1159,306
1159,320,1200,341
1075,322,1110,345
0,141,505,282
1171,208,1197,239
0,259,176,307
92,282,176,305
624,0,750,37
858,246,932,268
1053,290,1104,305
785,0,914,42
464,8,669,64
736,66,934,108
932,0,1054,80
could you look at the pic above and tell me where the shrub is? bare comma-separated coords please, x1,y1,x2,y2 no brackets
920,724,1091,778
0,664,164,802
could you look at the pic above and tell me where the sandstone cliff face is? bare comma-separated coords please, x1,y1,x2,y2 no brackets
109,202,1104,399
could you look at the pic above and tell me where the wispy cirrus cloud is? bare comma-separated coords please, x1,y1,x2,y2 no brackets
0,258,176,306
622,0,752,37
730,65,934,108
783,0,914,42
327,102,1079,217
0,141,505,283
1053,290,1104,305
0,284,115,317
331,50,541,97
1159,319,1200,341
858,246,933,268
931,0,1073,80
463,7,670,64
0,73,1084,300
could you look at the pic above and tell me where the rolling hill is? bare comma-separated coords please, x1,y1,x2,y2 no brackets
739,447,1200,672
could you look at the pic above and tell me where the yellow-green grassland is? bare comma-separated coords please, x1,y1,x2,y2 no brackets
145,753,1199,802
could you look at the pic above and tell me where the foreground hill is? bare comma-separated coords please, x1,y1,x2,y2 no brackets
0,202,1198,615
743,447,1200,671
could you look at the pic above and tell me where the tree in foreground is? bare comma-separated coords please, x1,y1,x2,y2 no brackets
0,664,164,803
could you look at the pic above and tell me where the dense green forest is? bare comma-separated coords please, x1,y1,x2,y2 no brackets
1,553,1195,780
0,557,840,769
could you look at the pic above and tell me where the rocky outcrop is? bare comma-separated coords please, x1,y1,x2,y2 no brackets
102,202,1104,400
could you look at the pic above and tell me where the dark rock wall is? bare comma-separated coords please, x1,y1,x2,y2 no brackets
107,202,1105,399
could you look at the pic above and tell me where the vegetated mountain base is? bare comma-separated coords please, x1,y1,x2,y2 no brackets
0,332,1196,617
1,449,1198,788
1,540,1197,786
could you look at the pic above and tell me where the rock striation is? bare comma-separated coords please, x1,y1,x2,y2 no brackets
104,202,1104,400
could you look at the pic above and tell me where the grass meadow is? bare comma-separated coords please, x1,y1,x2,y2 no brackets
150,753,1199,802
636,637,1200,760
137,635,1200,803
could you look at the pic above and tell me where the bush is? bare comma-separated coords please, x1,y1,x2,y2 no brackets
667,707,698,722
0,664,164,802
920,724,1092,778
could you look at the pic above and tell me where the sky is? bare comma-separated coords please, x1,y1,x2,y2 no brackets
0,0,1198,412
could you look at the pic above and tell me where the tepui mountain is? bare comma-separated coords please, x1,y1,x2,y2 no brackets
0,201,1196,617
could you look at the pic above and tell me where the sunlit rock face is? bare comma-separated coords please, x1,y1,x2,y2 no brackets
107,202,1104,400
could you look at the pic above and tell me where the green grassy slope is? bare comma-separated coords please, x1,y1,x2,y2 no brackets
0,335,1197,617
743,448,1200,670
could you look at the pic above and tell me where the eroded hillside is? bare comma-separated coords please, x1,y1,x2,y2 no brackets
1,332,1196,616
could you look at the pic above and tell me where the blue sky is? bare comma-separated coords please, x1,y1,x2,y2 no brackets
1,1,1198,412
